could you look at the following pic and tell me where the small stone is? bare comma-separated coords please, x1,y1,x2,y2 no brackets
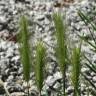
81,68,89,72
46,2,53,12
91,72,95,77
87,76,92,80
29,80,33,86
76,24,81,30
0,15,7,24
7,83,23,93
35,14,45,21
11,92,25,96
67,86,74,94
81,0,89,6
53,82,60,89
44,18,50,25
92,76,96,82
11,55,20,62
54,72,62,80
5,69,10,75
46,76,55,86
6,52,13,58
7,75,14,82
18,68,23,75
29,86,38,96
6,47,14,58
0,41,7,50
23,82,28,87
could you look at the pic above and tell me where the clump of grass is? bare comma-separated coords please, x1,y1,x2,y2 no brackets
53,13,67,96
18,15,31,96
78,10,96,49
35,41,46,96
71,44,82,96
78,10,96,95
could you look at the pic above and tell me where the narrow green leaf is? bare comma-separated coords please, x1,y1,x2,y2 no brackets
77,34,96,50
83,55,96,73
82,73,96,90
78,10,96,31
78,10,96,44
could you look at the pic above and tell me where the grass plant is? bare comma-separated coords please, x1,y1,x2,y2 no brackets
15,10,96,96
78,10,96,47
53,13,67,96
35,41,46,96
18,15,46,96
78,10,96,95
18,15,31,96
71,44,82,96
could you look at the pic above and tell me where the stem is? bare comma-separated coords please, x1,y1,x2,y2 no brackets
63,7,67,96
63,75,65,96
74,89,76,96
63,64,66,96
27,82,30,96
74,85,81,96
74,86,80,96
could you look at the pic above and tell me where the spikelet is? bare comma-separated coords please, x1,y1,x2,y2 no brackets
53,13,67,74
19,15,31,82
71,45,81,95
35,41,46,94
53,13,67,96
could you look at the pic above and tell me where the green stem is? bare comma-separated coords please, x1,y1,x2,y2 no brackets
63,64,66,96
63,75,65,96
27,82,30,96
74,86,80,96
74,88,77,96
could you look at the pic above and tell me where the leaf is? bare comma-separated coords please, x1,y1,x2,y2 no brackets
83,55,96,74
78,10,96,44
82,73,96,90
78,10,96,31
77,34,96,50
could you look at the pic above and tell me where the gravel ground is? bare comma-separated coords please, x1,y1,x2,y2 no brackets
0,0,96,96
